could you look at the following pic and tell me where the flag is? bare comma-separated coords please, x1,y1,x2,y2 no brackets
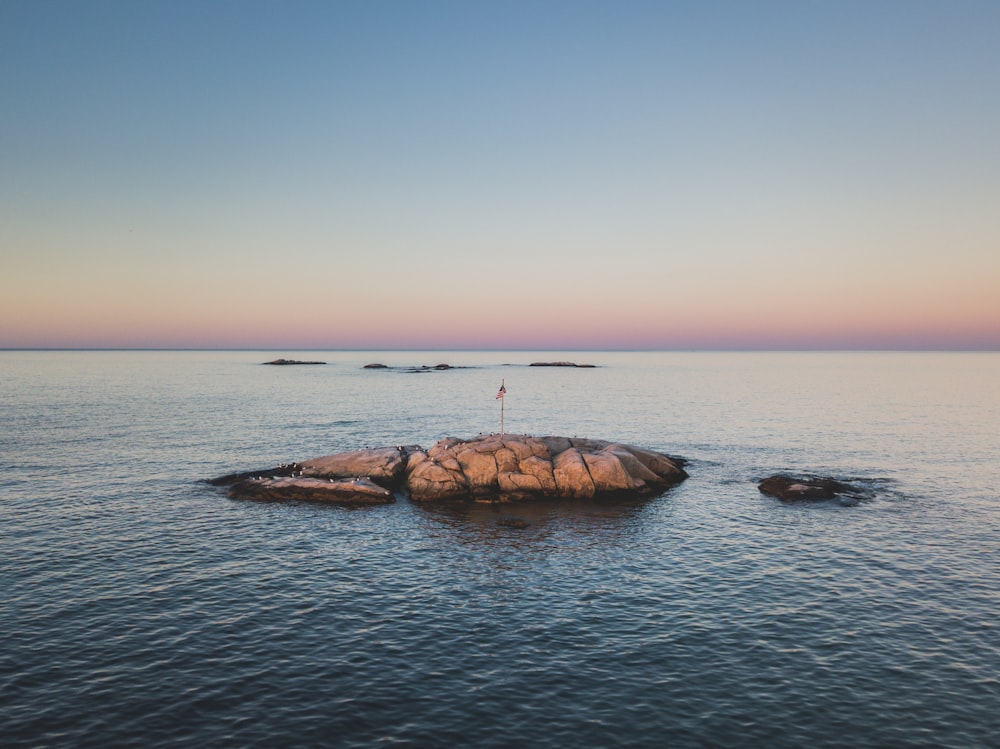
496,382,506,399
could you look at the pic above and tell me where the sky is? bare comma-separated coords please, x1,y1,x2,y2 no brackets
2,0,998,350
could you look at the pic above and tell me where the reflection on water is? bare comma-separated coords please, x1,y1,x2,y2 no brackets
1,351,998,749
411,493,667,551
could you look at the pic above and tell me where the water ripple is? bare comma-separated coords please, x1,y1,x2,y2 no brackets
2,351,999,747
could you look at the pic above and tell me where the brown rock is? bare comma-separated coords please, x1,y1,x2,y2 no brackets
406,451,467,502
758,475,861,503
622,445,688,482
228,476,394,504
539,435,573,455
552,447,596,499
211,433,687,505
518,454,558,493
494,446,519,474
604,445,663,489
505,436,546,462
455,444,500,495
582,450,634,494
300,446,409,483
498,471,545,497
569,437,615,453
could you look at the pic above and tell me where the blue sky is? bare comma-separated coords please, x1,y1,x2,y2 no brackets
2,1,998,349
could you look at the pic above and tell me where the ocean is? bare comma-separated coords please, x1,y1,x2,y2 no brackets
1,350,998,747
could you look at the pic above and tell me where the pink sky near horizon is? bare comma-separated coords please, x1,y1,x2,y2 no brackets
2,2,999,351
3,272,997,350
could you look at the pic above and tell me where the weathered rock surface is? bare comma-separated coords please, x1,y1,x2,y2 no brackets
758,475,864,503
229,476,394,504
299,446,413,483
205,462,302,487
211,434,687,505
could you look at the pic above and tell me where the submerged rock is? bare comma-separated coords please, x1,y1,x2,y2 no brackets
497,516,530,529
210,434,687,505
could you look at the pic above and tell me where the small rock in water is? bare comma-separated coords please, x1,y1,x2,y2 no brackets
758,475,864,503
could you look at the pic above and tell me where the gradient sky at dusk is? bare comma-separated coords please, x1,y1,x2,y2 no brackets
3,1,998,349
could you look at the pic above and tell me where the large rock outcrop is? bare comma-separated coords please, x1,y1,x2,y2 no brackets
211,434,687,505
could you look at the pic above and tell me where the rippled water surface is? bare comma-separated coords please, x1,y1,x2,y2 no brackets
2,351,998,747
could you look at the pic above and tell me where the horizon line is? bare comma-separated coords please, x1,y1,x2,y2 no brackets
3,346,998,353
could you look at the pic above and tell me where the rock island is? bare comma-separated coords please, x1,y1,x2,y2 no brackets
209,434,688,505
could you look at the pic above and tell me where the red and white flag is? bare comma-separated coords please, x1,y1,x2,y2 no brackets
496,381,506,399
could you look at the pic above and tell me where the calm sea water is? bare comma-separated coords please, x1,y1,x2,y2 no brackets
1,350,998,748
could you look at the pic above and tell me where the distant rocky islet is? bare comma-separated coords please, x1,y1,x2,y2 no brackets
361,361,595,371
363,362,456,372
262,359,597,369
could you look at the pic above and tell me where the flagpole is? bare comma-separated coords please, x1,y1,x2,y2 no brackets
497,378,505,436
500,379,505,436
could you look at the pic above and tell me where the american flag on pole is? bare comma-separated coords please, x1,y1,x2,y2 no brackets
496,381,506,399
